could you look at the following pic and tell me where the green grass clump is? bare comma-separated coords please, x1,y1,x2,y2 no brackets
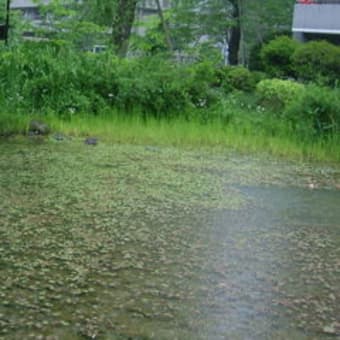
0,113,28,136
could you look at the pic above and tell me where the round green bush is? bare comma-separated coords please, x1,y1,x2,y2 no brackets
217,66,256,93
256,78,305,110
292,40,340,86
260,36,299,78
227,66,256,92
248,30,292,72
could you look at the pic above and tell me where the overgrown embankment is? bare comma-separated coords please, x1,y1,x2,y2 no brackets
0,39,339,162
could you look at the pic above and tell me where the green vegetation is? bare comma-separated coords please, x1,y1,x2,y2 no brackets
256,78,305,110
0,36,339,162
0,0,338,162
220,66,256,92
256,36,340,87
260,35,299,78
292,40,340,86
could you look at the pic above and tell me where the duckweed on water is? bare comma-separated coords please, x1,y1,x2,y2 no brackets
0,139,339,339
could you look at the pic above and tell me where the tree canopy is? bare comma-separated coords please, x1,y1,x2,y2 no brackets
6,0,295,62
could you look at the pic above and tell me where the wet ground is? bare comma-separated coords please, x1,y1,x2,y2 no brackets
0,139,339,339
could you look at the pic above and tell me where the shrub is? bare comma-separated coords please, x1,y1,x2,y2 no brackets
185,61,221,108
285,84,340,136
226,66,256,92
248,30,292,71
260,36,299,78
251,71,268,84
292,40,340,86
115,59,191,116
0,44,226,118
256,78,305,111
216,66,256,93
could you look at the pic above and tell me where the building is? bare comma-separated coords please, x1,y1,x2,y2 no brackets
292,0,340,44
11,0,49,22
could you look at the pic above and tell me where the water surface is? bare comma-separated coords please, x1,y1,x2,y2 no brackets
0,139,339,339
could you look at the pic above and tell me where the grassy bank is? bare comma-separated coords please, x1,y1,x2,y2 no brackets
0,44,339,163
1,112,339,163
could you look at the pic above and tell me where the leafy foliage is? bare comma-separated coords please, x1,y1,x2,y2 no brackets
248,30,293,71
285,85,340,136
167,0,296,64
242,0,295,51
256,78,305,110
256,79,340,137
0,44,224,117
292,40,340,86
224,66,256,92
260,36,298,78
169,0,232,50
31,0,107,49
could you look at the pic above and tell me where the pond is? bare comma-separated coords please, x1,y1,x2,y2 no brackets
0,138,339,339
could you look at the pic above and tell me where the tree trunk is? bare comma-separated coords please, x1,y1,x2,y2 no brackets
112,0,138,57
155,0,174,52
227,0,241,65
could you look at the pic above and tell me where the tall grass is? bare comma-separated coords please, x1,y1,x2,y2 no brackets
1,111,338,162
0,113,29,136
43,113,339,162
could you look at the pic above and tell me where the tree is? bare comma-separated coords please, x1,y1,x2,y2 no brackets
243,0,295,43
23,0,295,61
165,0,296,64
32,0,105,49
168,0,232,62
155,0,174,52
227,0,241,65
35,0,139,56
81,0,140,56
111,0,138,56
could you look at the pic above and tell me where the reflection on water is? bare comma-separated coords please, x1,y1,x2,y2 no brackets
0,141,339,339
199,186,340,339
